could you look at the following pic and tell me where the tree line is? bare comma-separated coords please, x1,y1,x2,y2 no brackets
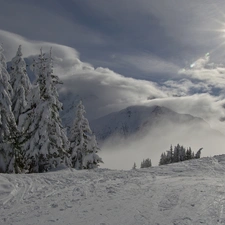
159,144,202,165
0,45,102,174
133,144,202,169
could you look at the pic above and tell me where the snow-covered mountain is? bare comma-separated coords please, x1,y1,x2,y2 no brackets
90,105,222,141
1,155,225,225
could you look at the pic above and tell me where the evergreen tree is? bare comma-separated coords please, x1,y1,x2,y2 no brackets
69,101,103,169
20,50,70,172
179,145,186,161
132,162,137,169
159,152,167,165
186,147,193,160
0,45,18,173
18,85,42,172
10,45,31,125
195,148,203,159
159,144,201,166
173,144,181,162
169,145,173,163
140,158,152,168
166,148,173,164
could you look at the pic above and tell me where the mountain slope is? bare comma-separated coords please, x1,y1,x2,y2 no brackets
1,156,225,224
90,105,221,141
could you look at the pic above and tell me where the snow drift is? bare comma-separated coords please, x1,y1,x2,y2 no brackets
1,155,225,224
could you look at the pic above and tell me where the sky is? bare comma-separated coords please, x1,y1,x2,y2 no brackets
2,0,225,80
1,0,225,168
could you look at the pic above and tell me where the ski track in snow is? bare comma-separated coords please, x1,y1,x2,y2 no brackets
1,156,225,224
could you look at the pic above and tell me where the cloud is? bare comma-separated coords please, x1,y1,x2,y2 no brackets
3,0,225,81
100,111,225,170
83,0,225,62
0,29,80,61
178,56,225,97
59,65,167,119
0,1,105,47
162,79,211,96
142,94,225,134
1,29,225,131
120,53,180,75
0,29,167,120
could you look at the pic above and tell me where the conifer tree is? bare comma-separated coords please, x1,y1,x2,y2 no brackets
10,45,31,125
20,49,70,172
132,162,137,169
159,144,200,166
186,147,193,160
173,144,181,162
69,101,102,169
0,45,18,173
140,158,152,168
159,152,167,165
195,148,203,159
179,145,186,161
169,145,173,163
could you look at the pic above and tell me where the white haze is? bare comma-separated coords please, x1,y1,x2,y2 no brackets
101,122,225,170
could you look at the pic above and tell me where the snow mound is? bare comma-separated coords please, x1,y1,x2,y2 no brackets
1,155,225,224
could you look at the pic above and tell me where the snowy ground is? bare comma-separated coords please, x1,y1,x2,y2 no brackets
1,156,225,225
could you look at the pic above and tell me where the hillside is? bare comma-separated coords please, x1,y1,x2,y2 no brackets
1,155,225,224
90,105,222,141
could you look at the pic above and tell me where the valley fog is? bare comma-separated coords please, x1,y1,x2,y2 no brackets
100,122,225,170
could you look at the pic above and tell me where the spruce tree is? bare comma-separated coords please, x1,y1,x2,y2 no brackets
20,50,70,172
132,162,137,169
69,101,103,169
195,148,203,159
186,147,193,160
10,45,31,125
169,145,173,163
173,144,181,162
0,45,18,173
159,144,199,166
159,152,167,165
140,158,152,168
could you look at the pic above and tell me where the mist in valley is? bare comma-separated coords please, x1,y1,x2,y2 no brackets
100,121,225,170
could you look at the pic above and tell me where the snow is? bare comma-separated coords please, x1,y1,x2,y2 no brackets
1,155,225,224
90,105,221,142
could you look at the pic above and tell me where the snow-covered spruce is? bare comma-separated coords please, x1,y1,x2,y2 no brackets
0,45,19,173
69,101,103,169
10,45,31,125
19,49,70,173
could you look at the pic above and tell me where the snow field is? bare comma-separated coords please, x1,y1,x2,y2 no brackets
1,156,225,224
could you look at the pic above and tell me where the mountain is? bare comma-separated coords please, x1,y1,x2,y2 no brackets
90,105,222,141
1,155,225,225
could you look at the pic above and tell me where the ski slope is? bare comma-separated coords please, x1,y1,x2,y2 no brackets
1,156,225,225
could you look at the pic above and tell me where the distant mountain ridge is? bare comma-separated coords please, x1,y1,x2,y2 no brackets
90,105,222,141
